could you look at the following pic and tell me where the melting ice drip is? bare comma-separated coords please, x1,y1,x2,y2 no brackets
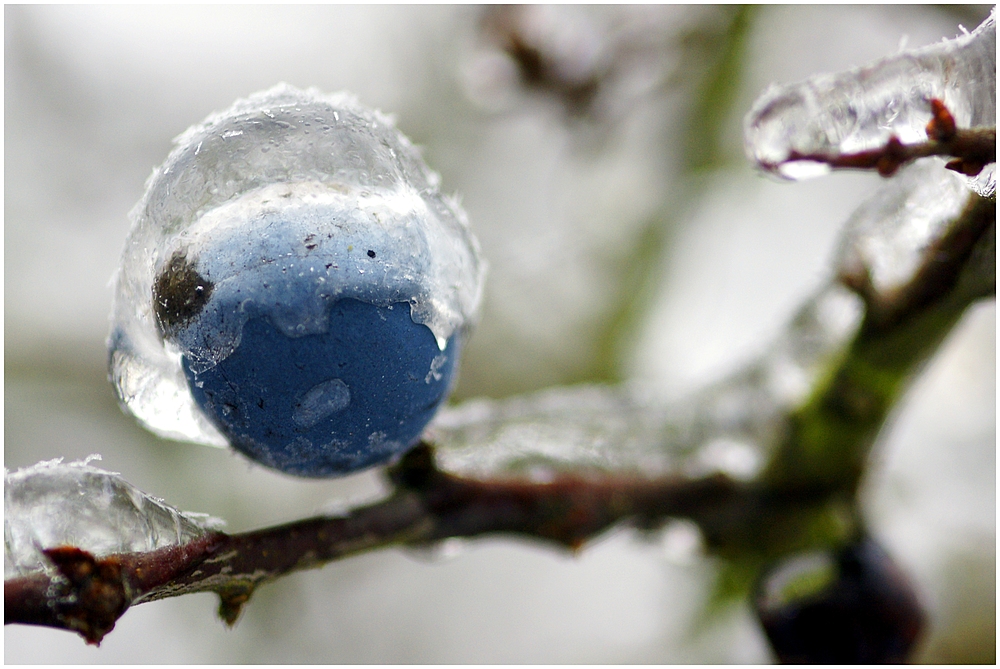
4,457,223,579
744,9,995,197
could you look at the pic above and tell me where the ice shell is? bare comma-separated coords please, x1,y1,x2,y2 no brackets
836,160,972,294
109,84,485,447
429,285,862,483
427,378,786,482
4,457,223,579
745,10,995,197
428,384,682,479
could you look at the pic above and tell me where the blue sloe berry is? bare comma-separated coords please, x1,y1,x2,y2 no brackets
147,182,467,478
111,85,484,476
754,536,925,663
185,301,458,477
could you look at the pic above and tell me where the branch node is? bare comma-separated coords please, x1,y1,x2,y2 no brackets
42,546,131,645
875,136,906,176
945,157,988,177
387,441,441,490
216,583,255,627
926,98,957,142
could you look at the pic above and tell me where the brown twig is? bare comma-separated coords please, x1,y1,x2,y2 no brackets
5,448,749,644
479,6,604,117
4,535,228,644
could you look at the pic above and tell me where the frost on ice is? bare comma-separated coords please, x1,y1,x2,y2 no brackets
429,284,861,482
108,84,485,447
4,457,223,579
745,9,995,197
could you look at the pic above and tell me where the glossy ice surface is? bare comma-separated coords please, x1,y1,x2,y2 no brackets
745,9,995,197
109,84,484,475
4,457,222,578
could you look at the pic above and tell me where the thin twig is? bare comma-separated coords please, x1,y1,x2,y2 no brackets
4,450,746,644
762,100,996,178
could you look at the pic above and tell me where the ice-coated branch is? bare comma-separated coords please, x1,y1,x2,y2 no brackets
6,174,993,642
4,457,224,582
766,101,995,179
745,9,996,196
5,448,748,644
765,190,994,492
7,9,996,651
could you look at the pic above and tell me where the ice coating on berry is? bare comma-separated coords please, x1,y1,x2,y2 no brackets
109,84,484,456
745,10,995,197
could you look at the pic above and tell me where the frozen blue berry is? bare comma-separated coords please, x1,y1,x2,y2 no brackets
109,84,485,476
754,537,925,663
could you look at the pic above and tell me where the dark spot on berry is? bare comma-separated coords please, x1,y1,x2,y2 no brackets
257,398,265,409
305,244,317,250
367,249,376,258
152,250,214,340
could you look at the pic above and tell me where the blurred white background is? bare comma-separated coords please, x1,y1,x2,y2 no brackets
5,5,994,663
